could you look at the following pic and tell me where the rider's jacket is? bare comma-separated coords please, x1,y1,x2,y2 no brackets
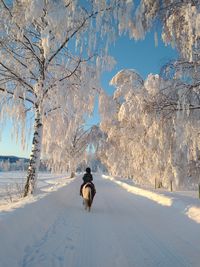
82,173,93,183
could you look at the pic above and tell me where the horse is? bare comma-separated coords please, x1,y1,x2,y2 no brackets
82,182,93,212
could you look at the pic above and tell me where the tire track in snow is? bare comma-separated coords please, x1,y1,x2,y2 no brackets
21,214,78,267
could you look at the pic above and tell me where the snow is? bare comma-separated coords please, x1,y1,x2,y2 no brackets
0,171,73,208
103,175,200,224
103,175,173,207
0,173,200,267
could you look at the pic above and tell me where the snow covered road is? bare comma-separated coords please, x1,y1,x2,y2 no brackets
0,174,200,267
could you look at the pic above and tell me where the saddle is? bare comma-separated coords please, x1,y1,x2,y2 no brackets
85,182,93,189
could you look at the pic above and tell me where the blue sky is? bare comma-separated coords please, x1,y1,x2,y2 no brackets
0,31,178,158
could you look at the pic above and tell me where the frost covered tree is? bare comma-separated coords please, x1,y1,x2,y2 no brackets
0,0,134,196
129,0,200,62
102,0,200,188
148,58,200,187
40,63,100,177
43,120,95,178
96,0,200,188
128,0,200,116
99,69,200,189
43,115,106,177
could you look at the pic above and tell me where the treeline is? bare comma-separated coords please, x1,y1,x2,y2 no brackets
0,156,47,172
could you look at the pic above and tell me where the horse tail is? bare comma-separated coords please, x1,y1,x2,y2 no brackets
88,188,92,208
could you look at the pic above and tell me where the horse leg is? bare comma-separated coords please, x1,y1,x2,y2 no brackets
84,199,87,210
85,199,90,210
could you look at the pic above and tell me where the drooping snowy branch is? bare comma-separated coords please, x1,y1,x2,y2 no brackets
129,0,200,62
99,69,200,189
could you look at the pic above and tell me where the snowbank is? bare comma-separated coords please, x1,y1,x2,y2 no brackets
103,175,200,224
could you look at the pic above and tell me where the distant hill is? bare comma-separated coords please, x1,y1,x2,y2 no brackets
0,156,29,163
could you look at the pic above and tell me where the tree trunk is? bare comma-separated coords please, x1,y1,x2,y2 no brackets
70,171,75,178
24,106,43,197
69,160,76,178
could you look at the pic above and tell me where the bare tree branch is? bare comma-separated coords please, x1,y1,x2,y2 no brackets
0,87,35,104
0,62,34,92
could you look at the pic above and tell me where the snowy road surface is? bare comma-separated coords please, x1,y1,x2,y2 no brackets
0,174,200,267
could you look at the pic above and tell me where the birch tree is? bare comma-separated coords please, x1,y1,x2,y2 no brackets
0,0,133,196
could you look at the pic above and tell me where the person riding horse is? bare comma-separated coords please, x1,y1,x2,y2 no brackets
80,167,96,200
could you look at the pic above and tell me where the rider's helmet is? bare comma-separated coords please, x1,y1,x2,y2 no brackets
86,167,91,174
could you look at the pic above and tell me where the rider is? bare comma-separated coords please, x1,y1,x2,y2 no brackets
80,167,96,199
